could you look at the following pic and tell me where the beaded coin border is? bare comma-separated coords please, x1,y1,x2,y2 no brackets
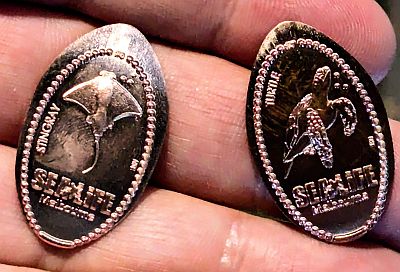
252,38,389,242
19,48,157,248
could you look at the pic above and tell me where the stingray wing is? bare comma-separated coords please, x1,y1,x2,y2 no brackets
109,79,143,123
62,78,99,115
330,97,357,136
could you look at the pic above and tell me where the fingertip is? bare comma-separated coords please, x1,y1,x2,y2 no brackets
0,4,94,146
28,0,397,85
219,0,396,83
371,119,400,249
295,0,396,84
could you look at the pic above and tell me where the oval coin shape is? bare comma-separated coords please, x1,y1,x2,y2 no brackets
16,24,168,248
246,21,394,242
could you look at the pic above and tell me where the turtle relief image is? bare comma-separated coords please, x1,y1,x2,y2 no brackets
247,21,393,243
283,66,357,179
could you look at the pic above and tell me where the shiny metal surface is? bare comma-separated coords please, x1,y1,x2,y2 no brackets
15,24,168,248
246,21,394,243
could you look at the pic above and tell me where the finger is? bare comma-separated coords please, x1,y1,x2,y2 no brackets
153,45,275,213
370,120,400,248
30,0,396,83
0,145,399,271
0,264,48,272
0,4,94,146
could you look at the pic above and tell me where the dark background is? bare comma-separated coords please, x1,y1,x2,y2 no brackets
378,0,399,120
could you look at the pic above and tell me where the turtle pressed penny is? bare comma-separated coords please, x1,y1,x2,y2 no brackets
246,21,394,243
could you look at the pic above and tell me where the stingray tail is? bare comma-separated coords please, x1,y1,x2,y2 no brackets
82,139,100,174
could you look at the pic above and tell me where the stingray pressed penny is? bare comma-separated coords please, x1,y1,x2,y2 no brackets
16,24,168,248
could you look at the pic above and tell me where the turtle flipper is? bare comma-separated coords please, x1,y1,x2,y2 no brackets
283,94,314,178
306,109,333,168
329,97,357,136
285,93,313,150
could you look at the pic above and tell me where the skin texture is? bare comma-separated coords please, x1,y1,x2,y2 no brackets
0,0,398,271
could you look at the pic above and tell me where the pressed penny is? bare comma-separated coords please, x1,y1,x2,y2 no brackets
16,24,168,248
246,21,394,242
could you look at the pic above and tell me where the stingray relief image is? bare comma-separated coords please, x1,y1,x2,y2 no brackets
63,70,143,174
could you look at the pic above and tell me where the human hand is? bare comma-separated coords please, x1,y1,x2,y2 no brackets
0,0,399,271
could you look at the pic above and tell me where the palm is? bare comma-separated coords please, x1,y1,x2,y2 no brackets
0,1,399,271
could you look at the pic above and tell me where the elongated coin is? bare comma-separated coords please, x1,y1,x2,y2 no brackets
16,24,168,248
246,21,394,242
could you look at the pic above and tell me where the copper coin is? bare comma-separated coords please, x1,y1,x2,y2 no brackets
16,24,168,248
246,21,394,242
